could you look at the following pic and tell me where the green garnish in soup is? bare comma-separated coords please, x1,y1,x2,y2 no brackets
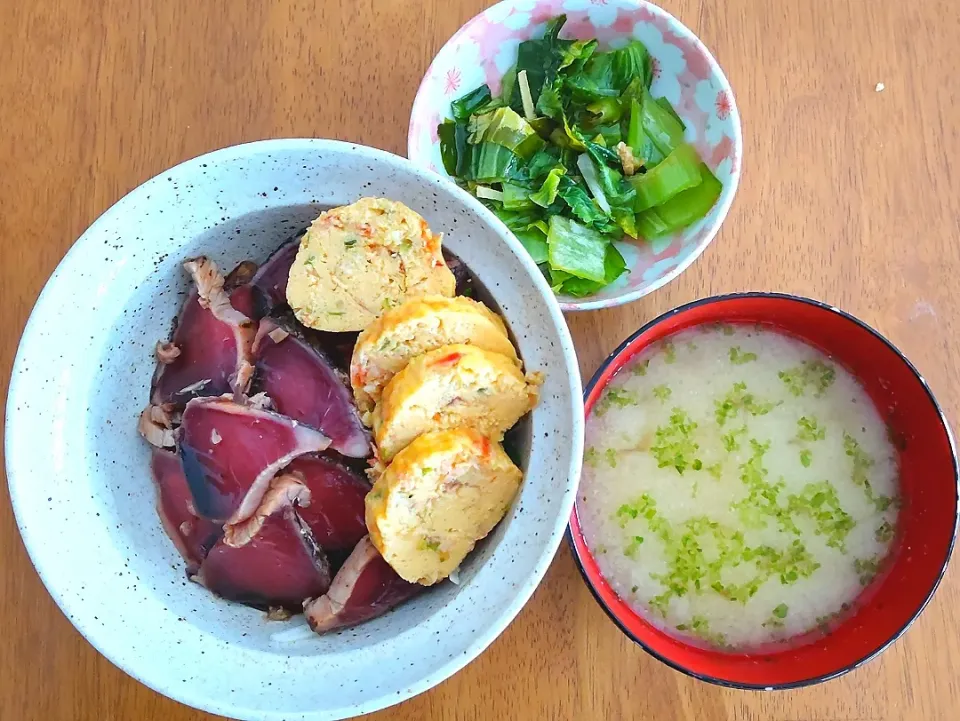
578,324,899,649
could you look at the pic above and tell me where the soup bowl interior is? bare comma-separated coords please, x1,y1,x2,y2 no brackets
568,293,958,688
5,139,583,720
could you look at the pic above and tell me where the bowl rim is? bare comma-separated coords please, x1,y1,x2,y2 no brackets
566,290,960,690
5,137,585,719
406,0,744,313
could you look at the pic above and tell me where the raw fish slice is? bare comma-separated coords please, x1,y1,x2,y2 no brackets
248,239,299,318
179,397,330,523
151,258,257,406
150,448,222,574
443,249,474,297
253,316,371,458
197,476,331,610
304,536,420,633
224,260,259,318
284,454,369,551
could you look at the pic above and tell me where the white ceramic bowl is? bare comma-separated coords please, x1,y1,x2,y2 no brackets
5,140,584,720
408,0,743,312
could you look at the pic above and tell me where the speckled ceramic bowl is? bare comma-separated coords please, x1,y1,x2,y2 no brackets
5,139,583,720
408,0,743,312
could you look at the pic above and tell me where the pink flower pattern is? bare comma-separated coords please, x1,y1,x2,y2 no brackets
715,90,731,120
444,68,461,95
408,0,741,309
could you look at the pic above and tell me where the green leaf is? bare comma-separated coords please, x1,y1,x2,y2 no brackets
451,84,493,123
773,603,789,619
655,96,686,130
438,120,459,175
502,182,534,211
557,176,612,229
514,226,549,265
558,243,627,296
611,41,652,91
635,163,722,238
530,168,566,208
629,143,703,212
586,97,623,125
640,86,686,156
467,142,521,184
467,107,544,160
525,147,565,182
547,215,610,282
536,79,564,121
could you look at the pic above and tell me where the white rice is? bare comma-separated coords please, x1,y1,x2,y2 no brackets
579,324,899,650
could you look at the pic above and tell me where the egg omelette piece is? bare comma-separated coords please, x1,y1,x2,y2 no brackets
365,428,523,585
286,198,456,332
371,344,540,463
350,295,520,419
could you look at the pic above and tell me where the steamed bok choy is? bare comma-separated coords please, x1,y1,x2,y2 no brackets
437,14,723,297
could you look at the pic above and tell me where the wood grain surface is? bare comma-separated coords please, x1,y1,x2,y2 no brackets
2,0,959,719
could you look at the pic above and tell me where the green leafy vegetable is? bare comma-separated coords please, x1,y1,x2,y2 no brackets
439,14,723,296
451,84,493,123
530,168,565,207
630,143,702,212
547,215,609,282
468,107,544,159
635,164,722,238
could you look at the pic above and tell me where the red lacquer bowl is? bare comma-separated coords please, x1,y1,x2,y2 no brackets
568,293,959,689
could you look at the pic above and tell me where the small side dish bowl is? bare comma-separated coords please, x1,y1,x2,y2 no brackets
408,0,742,312
5,139,584,720
568,293,958,688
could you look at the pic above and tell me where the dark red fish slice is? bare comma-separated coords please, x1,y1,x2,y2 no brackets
304,536,420,633
179,397,330,523
253,317,371,458
285,454,369,551
150,448,222,574
151,258,256,406
197,477,331,610
248,240,299,318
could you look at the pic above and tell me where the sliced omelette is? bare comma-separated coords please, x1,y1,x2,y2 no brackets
350,295,520,418
371,344,540,462
286,198,455,332
365,428,522,585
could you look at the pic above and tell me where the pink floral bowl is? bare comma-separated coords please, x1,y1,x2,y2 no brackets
408,0,742,312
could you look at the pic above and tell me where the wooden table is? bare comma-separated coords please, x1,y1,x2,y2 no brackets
2,0,959,718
